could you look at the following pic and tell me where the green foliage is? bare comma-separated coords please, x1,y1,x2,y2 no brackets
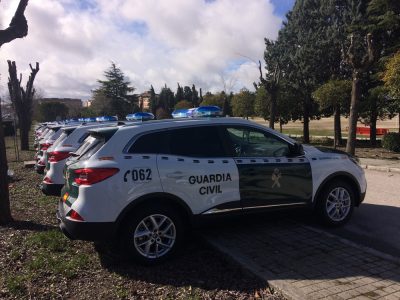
149,85,157,115
174,100,192,109
183,86,192,102
158,85,175,113
38,102,69,122
5,275,27,296
92,62,135,118
175,83,184,103
201,92,225,108
312,80,352,110
191,84,199,107
254,85,270,120
231,89,255,119
383,51,400,100
382,132,400,152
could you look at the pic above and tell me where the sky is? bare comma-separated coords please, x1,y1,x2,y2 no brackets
0,0,294,100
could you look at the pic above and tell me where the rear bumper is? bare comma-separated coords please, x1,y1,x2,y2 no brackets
41,182,63,196
35,164,45,174
56,200,116,241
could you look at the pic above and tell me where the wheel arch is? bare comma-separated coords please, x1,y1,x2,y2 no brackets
313,172,362,208
114,192,193,235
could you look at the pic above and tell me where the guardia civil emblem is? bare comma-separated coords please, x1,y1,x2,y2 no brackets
271,168,281,188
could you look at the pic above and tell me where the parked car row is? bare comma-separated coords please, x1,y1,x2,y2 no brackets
33,109,367,264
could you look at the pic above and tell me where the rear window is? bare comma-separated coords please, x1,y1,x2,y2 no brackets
53,131,69,148
74,135,105,161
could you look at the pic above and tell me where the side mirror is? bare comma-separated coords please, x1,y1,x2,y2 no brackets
289,143,304,156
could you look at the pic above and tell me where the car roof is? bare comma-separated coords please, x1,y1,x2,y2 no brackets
88,117,297,145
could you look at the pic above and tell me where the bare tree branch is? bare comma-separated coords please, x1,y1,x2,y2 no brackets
0,0,29,48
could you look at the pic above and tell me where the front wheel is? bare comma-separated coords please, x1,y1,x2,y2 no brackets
120,205,183,264
316,180,355,227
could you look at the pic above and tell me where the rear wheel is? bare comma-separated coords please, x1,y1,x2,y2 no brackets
120,205,183,264
316,180,355,227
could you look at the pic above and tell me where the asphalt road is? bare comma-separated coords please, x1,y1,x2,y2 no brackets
319,169,400,258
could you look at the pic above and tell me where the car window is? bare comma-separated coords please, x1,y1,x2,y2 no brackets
128,131,168,154
168,126,226,157
74,135,105,161
78,132,90,144
224,126,289,157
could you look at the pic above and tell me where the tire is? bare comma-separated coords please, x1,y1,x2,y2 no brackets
120,204,184,264
316,180,355,227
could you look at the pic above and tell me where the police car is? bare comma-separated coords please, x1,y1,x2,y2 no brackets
57,117,366,264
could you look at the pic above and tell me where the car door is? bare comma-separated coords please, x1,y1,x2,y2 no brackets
221,126,312,209
156,126,241,215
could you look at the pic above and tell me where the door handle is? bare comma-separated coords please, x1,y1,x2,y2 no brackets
166,171,184,179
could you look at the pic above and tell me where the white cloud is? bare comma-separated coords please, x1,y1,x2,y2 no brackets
0,0,282,99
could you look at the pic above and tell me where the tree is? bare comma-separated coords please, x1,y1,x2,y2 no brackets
38,102,69,122
383,51,400,131
158,85,174,115
174,100,192,110
7,61,39,150
92,62,135,118
175,83,184,104
231,89,255,119
201,92,225,108
258,39,280,129
345,32,376,154
149,85,157,116
182,86,192,103
313,80,351,147
254,84,270,121
0,0,30,225
191,84,199,107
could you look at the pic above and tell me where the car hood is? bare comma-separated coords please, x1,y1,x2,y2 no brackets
303,145,350,158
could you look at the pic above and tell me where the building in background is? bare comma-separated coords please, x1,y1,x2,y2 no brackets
138,91,151,110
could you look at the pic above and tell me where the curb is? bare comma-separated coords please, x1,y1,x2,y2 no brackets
360,164,400,173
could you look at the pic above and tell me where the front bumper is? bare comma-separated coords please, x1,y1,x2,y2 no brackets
41,182,63,196
56,200,116,241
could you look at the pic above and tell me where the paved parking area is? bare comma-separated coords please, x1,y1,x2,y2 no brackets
203,217,400,300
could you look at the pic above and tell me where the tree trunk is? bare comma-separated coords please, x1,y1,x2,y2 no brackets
369,101,377,147
20,118,30,150
269,91,277,130
303,100,310,144
334,104,342,147
279,120,283,133
346,74,360,155
0,105,12,225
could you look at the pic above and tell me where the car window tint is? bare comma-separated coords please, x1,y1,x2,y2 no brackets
74,135,105,160
128,131,167,154
169,126,226,157
78,132,90,144
225,127,289,157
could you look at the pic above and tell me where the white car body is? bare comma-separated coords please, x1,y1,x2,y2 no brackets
57,118,367,250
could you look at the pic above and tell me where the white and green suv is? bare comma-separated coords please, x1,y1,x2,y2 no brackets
57,118,367,263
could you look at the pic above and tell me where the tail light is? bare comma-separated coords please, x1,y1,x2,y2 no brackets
40,143,52,150
48,151,70,162
43,176,53,183
73,168,119,186
68,209,84,221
